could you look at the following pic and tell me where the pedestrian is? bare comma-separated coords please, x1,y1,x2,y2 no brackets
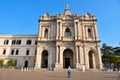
67,66,71,78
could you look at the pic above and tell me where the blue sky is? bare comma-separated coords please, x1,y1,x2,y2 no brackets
0,0,120,47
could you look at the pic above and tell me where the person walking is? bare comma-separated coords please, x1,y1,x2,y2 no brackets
67,66,71,78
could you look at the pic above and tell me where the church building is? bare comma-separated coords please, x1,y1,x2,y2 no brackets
0,4,103,70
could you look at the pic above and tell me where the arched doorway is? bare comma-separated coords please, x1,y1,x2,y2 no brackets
63,49,73,68
41,50,48,68
88,50,96,69
24,60,28,68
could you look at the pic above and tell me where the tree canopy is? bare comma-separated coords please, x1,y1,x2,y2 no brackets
101,43,120,64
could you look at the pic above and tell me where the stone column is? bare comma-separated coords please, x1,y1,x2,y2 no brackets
60,46,63,64
40,26,43,39
74,22,77,39
80,46,83,64
78,46,80,63
85,26,87,40
35,47,42,69
76,46,81,69
56,22,60,39
48,46,53,70
94,24,99,40
85,47,89,70
59,46,63,69
50,25,53,40
41,26,44,38
55,46,63,70
59,22,62,40
91,26,95,40
76,22,78,39
83,44,89,70
77,22,80,39
97,46,103,70
56,46,58,64
82,24,85,40
38,24,41,40
48,26,50,40
76,46,79,63
76,46,79,64
54,46,58,70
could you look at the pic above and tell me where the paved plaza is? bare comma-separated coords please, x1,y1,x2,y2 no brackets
0,69,120,80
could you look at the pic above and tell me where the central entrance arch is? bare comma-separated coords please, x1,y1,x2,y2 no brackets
41,50,48,68
63,49,73,68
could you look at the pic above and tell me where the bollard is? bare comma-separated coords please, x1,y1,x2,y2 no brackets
118,70,120,73
24,68,26,71
21,67,23,71
82,65,85,72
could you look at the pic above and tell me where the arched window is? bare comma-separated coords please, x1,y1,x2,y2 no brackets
65,28,71,37
88,28,92,37
44,29,48,38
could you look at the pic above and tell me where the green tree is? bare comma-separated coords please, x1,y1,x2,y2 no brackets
101,43,114,55
7,59,15,68
101,43,114,64
114,47,120,56
0,60,3,67
101,43,120,65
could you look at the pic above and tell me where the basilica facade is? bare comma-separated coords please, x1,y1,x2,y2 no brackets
0,4,103,70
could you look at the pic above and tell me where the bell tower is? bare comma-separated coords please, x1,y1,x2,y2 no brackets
64,4,71,15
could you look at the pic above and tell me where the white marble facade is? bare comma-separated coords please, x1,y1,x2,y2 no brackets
0,4,103,70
